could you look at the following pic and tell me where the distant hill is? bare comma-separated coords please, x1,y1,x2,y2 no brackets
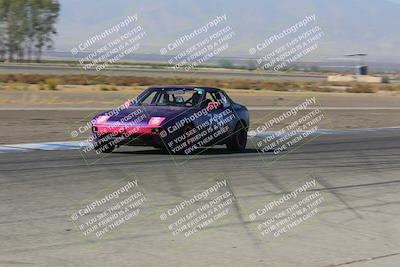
54,0,400,62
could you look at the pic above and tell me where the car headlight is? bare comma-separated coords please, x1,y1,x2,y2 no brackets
95,115,110,124
148,117,165,126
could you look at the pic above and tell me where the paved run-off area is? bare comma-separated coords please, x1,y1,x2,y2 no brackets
0,129,399,266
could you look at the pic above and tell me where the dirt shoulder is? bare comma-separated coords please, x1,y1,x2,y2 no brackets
1,84,400,107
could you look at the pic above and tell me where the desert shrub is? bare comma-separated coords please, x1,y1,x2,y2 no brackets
44,78,59,90
100,85,110,91
38,81,46,90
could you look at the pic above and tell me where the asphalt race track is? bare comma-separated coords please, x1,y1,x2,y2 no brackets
1,128,400,267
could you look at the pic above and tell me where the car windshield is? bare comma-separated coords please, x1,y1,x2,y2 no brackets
136,88,205,107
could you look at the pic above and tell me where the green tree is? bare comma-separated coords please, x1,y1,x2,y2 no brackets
0,0,12,60
247,60,257,71
0,0,59,62
25,0,38,61
33,0,60,62
0,1,5,61
218,59,234,69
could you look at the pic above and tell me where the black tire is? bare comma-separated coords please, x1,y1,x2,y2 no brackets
226,122,247,152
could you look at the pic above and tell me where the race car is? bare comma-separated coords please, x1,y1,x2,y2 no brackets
91,86,249,154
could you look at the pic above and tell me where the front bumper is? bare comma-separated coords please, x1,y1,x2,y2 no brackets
93,124,160,136
92,124,163,147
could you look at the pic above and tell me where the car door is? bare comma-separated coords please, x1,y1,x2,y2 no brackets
204,91,236,144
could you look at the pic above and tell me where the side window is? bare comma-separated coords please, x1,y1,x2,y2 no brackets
203,92,215,107
215,91,230,108
140,91,158,105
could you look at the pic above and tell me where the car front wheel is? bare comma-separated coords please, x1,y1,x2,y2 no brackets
226,122,247,152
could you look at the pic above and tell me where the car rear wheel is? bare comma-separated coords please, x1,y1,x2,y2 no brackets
226,122,247,152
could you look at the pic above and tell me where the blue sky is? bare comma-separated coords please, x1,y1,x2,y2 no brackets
53,0,400,62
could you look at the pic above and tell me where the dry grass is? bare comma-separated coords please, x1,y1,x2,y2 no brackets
6,82,29,91
0,74,399,93
346,83,377,93
99,84,118,91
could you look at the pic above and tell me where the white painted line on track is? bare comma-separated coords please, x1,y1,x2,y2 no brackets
0,141,89,153
0,107,104,111
249,127,400,138
248,107,400,111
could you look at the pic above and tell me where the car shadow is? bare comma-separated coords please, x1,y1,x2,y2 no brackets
113,147,260,155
